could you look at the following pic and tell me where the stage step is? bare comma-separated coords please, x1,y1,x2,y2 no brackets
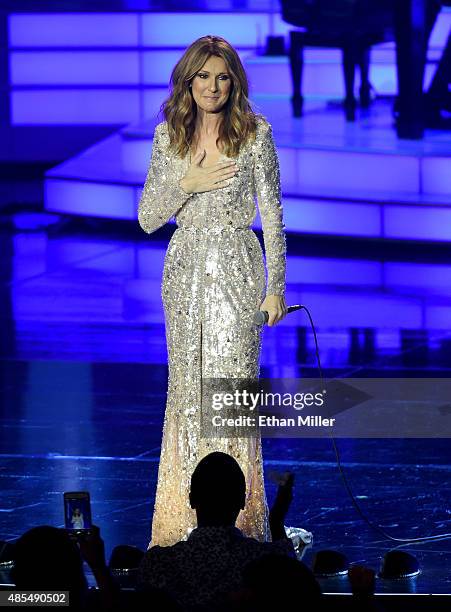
44,99,451,242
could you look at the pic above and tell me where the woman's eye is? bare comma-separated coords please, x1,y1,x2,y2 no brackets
197,74,229,80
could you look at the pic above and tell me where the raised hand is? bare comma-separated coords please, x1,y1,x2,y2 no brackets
269,472,294,523
77,524,107,572
269,472,295,541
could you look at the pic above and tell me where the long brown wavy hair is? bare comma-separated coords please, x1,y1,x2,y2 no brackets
160,35,260,159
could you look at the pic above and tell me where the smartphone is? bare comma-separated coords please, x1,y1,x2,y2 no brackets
63,491,92,537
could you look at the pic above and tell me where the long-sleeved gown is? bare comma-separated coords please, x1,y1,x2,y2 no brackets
138,115,286,548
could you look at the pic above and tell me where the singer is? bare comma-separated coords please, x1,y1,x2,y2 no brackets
138,35,288,547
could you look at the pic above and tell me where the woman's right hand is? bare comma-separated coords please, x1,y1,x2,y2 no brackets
179,150,239,194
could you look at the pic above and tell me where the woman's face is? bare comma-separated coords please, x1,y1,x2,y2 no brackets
191,55,232,115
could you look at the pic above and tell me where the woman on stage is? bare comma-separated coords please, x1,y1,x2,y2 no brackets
138,35,287,547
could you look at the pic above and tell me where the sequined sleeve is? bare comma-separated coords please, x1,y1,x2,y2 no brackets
253,120,287,297
138,122,194,234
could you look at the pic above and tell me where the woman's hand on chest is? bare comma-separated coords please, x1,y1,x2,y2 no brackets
179,149,240,194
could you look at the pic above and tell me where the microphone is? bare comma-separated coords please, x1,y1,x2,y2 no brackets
253,304,305,326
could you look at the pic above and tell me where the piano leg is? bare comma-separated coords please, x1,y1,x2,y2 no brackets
342,42,357,121
359,47,372,108
394,0,441,139
289,30,304,117
424,33,451,127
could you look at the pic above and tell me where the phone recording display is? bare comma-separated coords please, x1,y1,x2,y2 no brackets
63,491,92,535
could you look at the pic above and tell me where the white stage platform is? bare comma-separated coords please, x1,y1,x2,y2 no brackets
44,97,451,242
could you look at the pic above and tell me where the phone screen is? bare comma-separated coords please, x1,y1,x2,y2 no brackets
63,491,92,534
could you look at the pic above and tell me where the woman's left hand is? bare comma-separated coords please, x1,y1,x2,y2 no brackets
259,294,288,327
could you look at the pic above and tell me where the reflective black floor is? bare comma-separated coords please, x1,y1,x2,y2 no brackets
0,211,450,594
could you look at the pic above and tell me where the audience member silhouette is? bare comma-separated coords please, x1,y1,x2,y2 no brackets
222,552,322,611
11,526,89,610
138,452,298,611
11,525,119,611
8,465,384,612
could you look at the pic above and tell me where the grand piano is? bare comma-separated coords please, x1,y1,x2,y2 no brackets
280,0,444,138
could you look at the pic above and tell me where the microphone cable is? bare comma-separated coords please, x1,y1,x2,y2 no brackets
298,304,451,543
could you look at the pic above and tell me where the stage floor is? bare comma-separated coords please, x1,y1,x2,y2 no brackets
0,212,450,595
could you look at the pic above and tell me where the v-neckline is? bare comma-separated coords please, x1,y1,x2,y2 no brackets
188,150,229,166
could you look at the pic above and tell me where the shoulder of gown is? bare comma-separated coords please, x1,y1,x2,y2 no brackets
153,119,169,141
254,113,271,135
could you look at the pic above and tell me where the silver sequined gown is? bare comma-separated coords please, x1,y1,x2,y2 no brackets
138,115,286,548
